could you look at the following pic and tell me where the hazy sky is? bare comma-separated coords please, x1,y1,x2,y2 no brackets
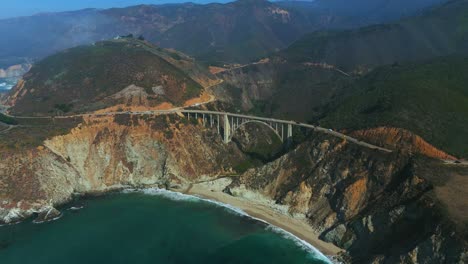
0,0,232,19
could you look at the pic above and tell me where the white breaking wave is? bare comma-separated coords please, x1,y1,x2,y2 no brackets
0,77,18,90
126,187,333,264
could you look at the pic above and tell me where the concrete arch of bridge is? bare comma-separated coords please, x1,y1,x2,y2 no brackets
229,120,283,142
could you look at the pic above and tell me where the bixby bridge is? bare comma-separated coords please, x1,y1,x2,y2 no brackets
179,110,392,152
4,109,392,152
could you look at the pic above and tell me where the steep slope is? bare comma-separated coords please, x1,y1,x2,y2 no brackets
215,60,353,121
281,0,468,72
157,0,316,64
319,56,468,158
307,0,447,26
1,114,465,263
0,114,247,223
0,1,314,67
7,39,213,116
348,127,457,160
215,54,468,159
0,0,449,68
227,133,468,263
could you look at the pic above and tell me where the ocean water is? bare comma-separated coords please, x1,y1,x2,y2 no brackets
0,190,331,264
0,77,17,91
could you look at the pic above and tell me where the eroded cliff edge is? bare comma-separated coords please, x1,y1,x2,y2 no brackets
227,134,468,263
0,115,245,223
0,115,466,263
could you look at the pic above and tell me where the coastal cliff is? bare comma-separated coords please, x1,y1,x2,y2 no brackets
0,115,245,224
226,133,468,263
0,115,466,263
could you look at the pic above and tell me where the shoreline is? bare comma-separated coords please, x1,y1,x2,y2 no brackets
183,184,343,257
1,183,343,261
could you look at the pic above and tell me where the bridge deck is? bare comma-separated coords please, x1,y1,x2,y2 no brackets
5,109,392,153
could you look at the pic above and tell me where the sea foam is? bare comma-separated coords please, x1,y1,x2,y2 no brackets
126,187,333,264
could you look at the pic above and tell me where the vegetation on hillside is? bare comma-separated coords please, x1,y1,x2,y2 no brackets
0,113,18,125
8,39,205,115
0,117,81,150
319,56,468,158
217,62,353,122
280,0,468,71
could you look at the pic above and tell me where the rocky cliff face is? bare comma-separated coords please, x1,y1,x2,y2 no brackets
0,114,466,263
349,127,458,160
227,133,468,263
0,114,245,224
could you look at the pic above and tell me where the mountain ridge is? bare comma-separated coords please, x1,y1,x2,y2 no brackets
280,0,468,71
0,0,449,68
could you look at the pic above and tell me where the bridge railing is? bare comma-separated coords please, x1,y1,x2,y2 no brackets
180,110,392,153
7,109,392,153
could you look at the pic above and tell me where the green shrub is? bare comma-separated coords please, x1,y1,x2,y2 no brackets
54,103,73,113
0,114,18,125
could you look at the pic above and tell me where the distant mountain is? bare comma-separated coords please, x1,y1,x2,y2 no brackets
277,0,447,29
281,0,468,72
7,39,212,116
0,0,448,68
307,0,447,25
142,0,318,64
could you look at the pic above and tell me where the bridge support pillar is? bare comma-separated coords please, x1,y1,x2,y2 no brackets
281,124,284,141
217,115,220,134
287,124,293,139
224,114,231,144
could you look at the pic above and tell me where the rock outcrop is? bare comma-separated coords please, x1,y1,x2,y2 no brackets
349,127,458,160
0,114,245,224
0,115,466,263
228,133,468,263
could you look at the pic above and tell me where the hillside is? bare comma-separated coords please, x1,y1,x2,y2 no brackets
7,39,212,116
281,0,468,72
308,0,446,26
156,0,316,65
0,0,448,68
216,61,352,121
215,54,468,159
1,111,466,263
319,56,468,158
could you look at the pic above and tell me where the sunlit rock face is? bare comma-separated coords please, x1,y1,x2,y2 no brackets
0,115,466,263
0,115,245,224
228,133,468,263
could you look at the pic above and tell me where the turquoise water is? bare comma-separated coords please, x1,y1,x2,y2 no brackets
0,189,330,264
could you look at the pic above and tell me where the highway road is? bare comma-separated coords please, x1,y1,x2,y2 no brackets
3,109,392,153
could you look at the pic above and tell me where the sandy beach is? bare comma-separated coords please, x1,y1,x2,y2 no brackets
184,183,343,257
